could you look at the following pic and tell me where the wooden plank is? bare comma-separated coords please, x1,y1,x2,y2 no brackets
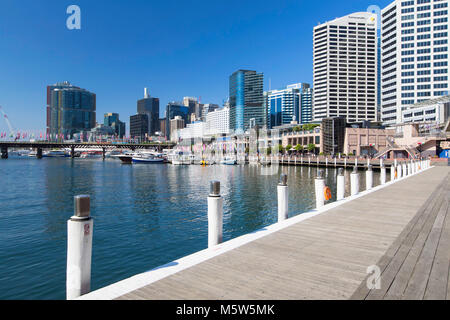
352,178,447,300
424,196,450,300
402,190,448,299
382,188,446,299
114,167,449,300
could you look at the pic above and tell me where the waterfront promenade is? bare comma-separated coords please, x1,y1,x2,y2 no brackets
80,166,449,300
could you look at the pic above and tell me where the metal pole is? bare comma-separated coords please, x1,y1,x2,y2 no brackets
350,166,359,196
208,181,223,248
277,174,289,222
315,169,325,208
366,165,373,190
380,164,386,185
337,168,345,201
67,195,93,300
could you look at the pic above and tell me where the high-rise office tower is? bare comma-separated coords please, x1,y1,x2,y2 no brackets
104,113,126,138
313,12,378,123
137,88,159,135
183,97,202,122
46,81,96,139
130,114,148,140
266,83,311,128
165,102,189,140
229,69,265,132
300,86,314,124
381,0,450,126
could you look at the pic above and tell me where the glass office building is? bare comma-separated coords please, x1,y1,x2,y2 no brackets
104,113,126,138
137,89,160,136
265,83,312,128
300,86,313,124
46,81,96,140
165,102,190,140
229,69,264,133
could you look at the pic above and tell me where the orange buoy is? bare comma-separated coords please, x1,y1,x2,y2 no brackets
395,170,398,179
324,186,332,201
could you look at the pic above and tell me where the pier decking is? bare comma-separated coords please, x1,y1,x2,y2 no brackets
87,166,449,300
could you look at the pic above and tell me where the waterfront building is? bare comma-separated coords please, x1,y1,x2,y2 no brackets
282,126,322,154
313,12,378,123
380,0,450,126
321,117,347,155
46,81,96,139
138,88,159,136
229,69,265,133
90,123,115,141
206,106,230,135
344,126,395,157
165,102,189,140
201,103,220,122
104,113,126,138
401,95,450,124
130,114,149,141
170,116,185,141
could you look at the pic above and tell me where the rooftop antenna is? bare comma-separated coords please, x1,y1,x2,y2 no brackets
144,87,149,99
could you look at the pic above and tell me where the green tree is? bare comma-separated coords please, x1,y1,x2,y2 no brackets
295,144,304,152
307,143,316,153
277,145,284,154
286,144,292,152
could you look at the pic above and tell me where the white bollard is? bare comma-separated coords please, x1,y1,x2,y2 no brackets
350,167,359,196
394,159,398,167
67,195,93,300
366,165,373,190
315,170,325,208
367,158,370,167
379,158,383,168
277,174,289,222
397,163,402,179
208,181,223,248
326,158,328,167
380,164,386,185
337,168,345,201
334,157,337,167
344,157,347,168
391,164,395,181
355,157,358,167
408,161,412,176
402,162,407,177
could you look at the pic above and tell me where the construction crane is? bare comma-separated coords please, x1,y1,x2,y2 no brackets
0,105,16,137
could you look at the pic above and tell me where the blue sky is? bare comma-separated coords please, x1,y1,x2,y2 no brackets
0,0,392,133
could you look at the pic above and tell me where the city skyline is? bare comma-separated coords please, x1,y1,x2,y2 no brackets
0,0,394,133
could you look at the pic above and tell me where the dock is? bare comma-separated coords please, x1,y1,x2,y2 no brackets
80,166,449,300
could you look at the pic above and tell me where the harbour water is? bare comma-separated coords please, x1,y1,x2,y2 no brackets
0,157,384,299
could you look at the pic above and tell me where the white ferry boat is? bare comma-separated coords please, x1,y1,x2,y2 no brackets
43,149,69,157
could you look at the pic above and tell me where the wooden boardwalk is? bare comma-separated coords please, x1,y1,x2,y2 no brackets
116,166,449,300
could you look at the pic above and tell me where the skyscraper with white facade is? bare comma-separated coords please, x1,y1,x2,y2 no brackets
313,12,378,123
206,107,230,135
381,0,449,126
